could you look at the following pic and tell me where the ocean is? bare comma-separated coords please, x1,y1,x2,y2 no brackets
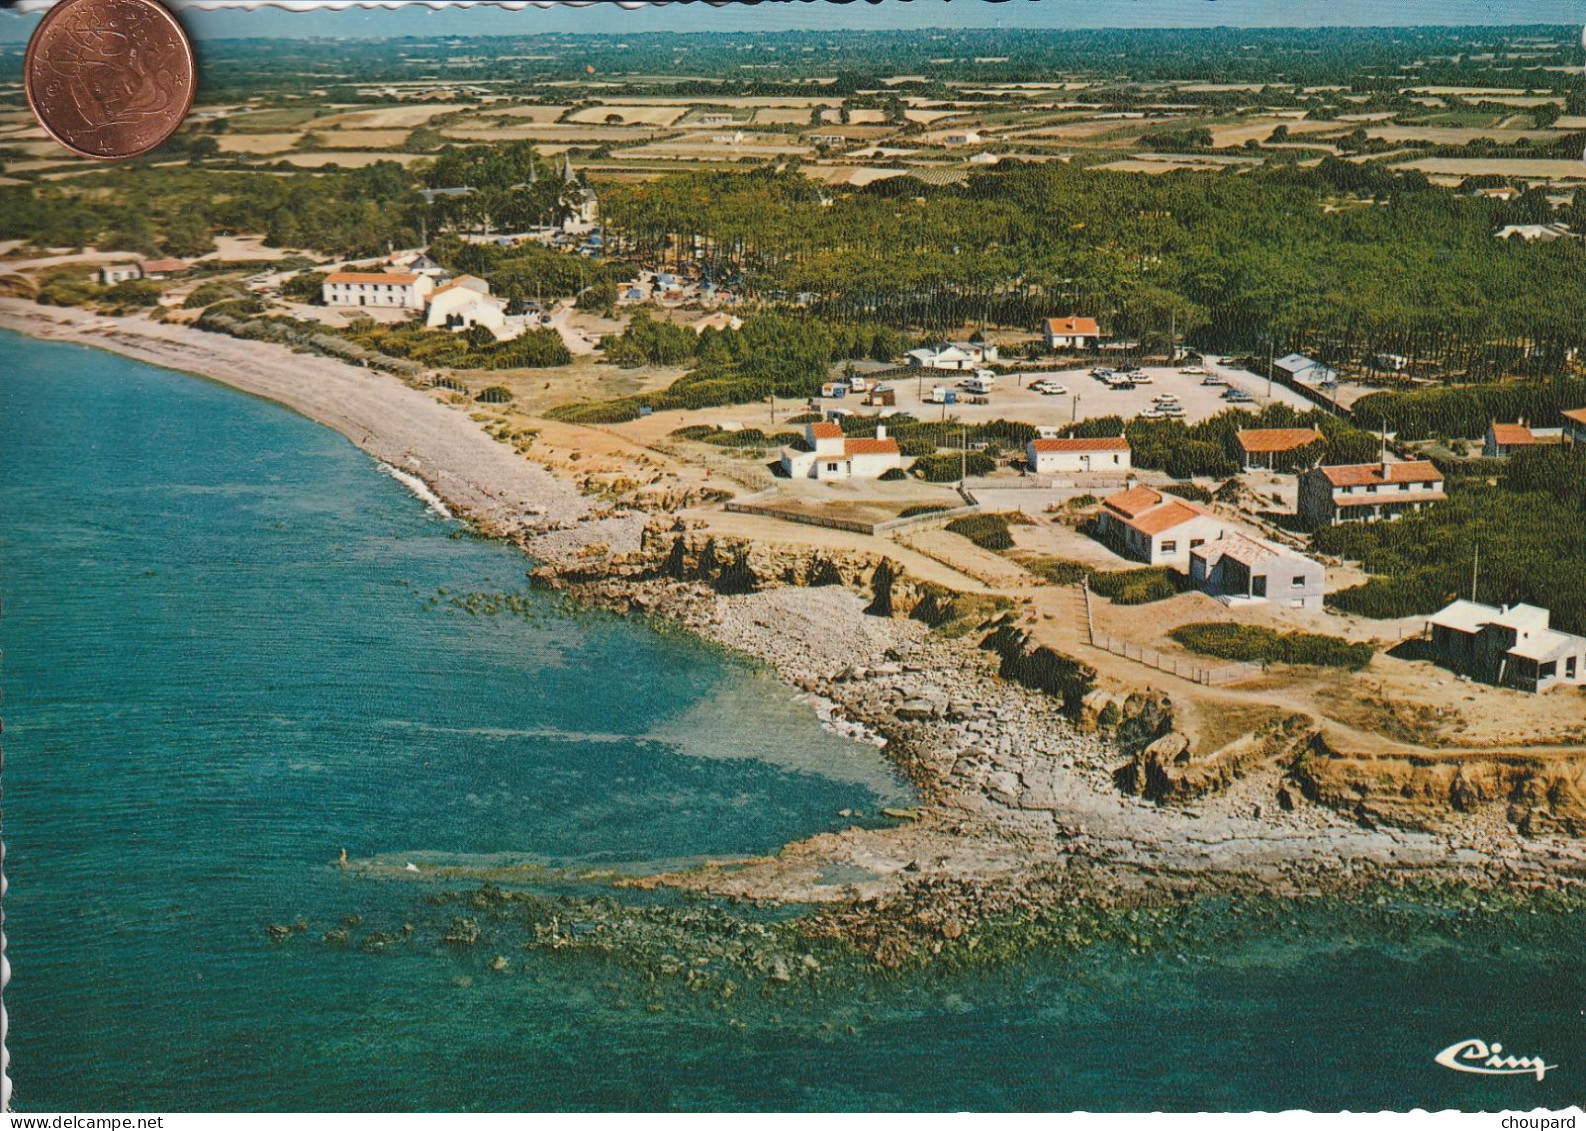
2,328,1582,1112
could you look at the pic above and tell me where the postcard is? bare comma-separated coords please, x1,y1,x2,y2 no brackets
1,0,1584,1115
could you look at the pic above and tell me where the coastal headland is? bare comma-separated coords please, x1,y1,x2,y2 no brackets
7,298,1586,958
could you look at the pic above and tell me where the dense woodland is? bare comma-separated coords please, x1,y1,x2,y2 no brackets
598,161,1586,372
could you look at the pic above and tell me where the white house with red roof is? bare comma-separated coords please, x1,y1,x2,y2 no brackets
1483,419,1564,458
1297,460,1445,525
1026,435,1131,475
1044,316,1101,351
1563,408,1586,445
323,269,435,310
1094,483,1229,567
781,421,904,481
1230,427,1326,471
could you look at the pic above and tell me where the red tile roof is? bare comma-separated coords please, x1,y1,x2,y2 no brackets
1315,461,1443,488
1562,408,1586,427
326,271,420,285
808,422,843,439
139,258,188,274
1102,485,1164,519
1031,436,1130,453
843,437,900,455
1489,422,1537,446
1234,427,1325,453
1130,500,1206,537
1046,316,1100,337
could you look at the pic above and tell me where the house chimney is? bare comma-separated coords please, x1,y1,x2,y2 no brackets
1125,473,1138,490
876,424,887,440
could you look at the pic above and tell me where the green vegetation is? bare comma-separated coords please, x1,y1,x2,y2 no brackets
603,310,698,367
1317,447,1586,634
1170,623,1375,670
912,451,997,482
475,385,514,404
1352,378,1586,441
897,503,950,518
350,323,571,370
183,281,248,309
1063,404,1375,479
1022,557,1092,585
1088,566,1187,606
945,513,1017,551
0,163,422,259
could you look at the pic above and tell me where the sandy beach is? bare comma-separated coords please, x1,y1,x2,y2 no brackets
6,298,1585,926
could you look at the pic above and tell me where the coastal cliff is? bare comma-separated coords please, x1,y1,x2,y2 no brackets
9,299,1586,921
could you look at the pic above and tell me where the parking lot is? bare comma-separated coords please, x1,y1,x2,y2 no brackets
853,359,1315,428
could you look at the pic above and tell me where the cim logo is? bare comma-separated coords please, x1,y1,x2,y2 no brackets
1436,1039,1556,1081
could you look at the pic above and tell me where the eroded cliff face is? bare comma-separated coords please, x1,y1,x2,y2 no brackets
535,519,1586,846
1293,740,1586,835
1118,714,1316,805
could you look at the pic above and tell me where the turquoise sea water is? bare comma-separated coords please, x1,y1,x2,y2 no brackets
3,329,1584,1112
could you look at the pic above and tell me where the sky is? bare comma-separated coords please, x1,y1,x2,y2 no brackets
1,0,1581,43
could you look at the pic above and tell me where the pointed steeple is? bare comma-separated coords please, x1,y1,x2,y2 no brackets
563,154,577,184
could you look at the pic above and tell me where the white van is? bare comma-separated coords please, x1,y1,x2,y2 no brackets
961,375,995,395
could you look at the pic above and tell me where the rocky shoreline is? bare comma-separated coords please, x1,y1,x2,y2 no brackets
8,301,1586,952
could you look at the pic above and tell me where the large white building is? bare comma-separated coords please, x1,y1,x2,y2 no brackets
323,270,435,310
1296,461,1445,525
425,274,509,337
906,342,999,371
1094,484,1229,567
1427,600,1586,694
1026,436,1132,475
781,421,904,481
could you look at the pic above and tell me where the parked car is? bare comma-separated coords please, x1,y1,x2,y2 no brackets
1032,381,1069,395
1089,367,1114,378
1179,366,1206,375
1201,375,1227,386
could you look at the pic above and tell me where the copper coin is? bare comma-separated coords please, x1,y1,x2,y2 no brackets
24,0,195,160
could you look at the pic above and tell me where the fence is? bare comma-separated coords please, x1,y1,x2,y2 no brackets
1080,581,1262,686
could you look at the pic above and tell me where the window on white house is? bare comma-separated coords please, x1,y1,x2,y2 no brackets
826,463,839,473
1292,576,1305,588
1160,540,1178,554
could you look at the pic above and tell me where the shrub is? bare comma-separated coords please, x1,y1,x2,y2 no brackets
183,281,246,309
475,385,513,404
281,270,327,303
945,513,1015,551
1024,557,1092,585
912,451,996,481
101,280,166,309
1089,566,1185,605
878,467,909,482
1162,483,1213,503
701,428,769,447
1169,622,1375,671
